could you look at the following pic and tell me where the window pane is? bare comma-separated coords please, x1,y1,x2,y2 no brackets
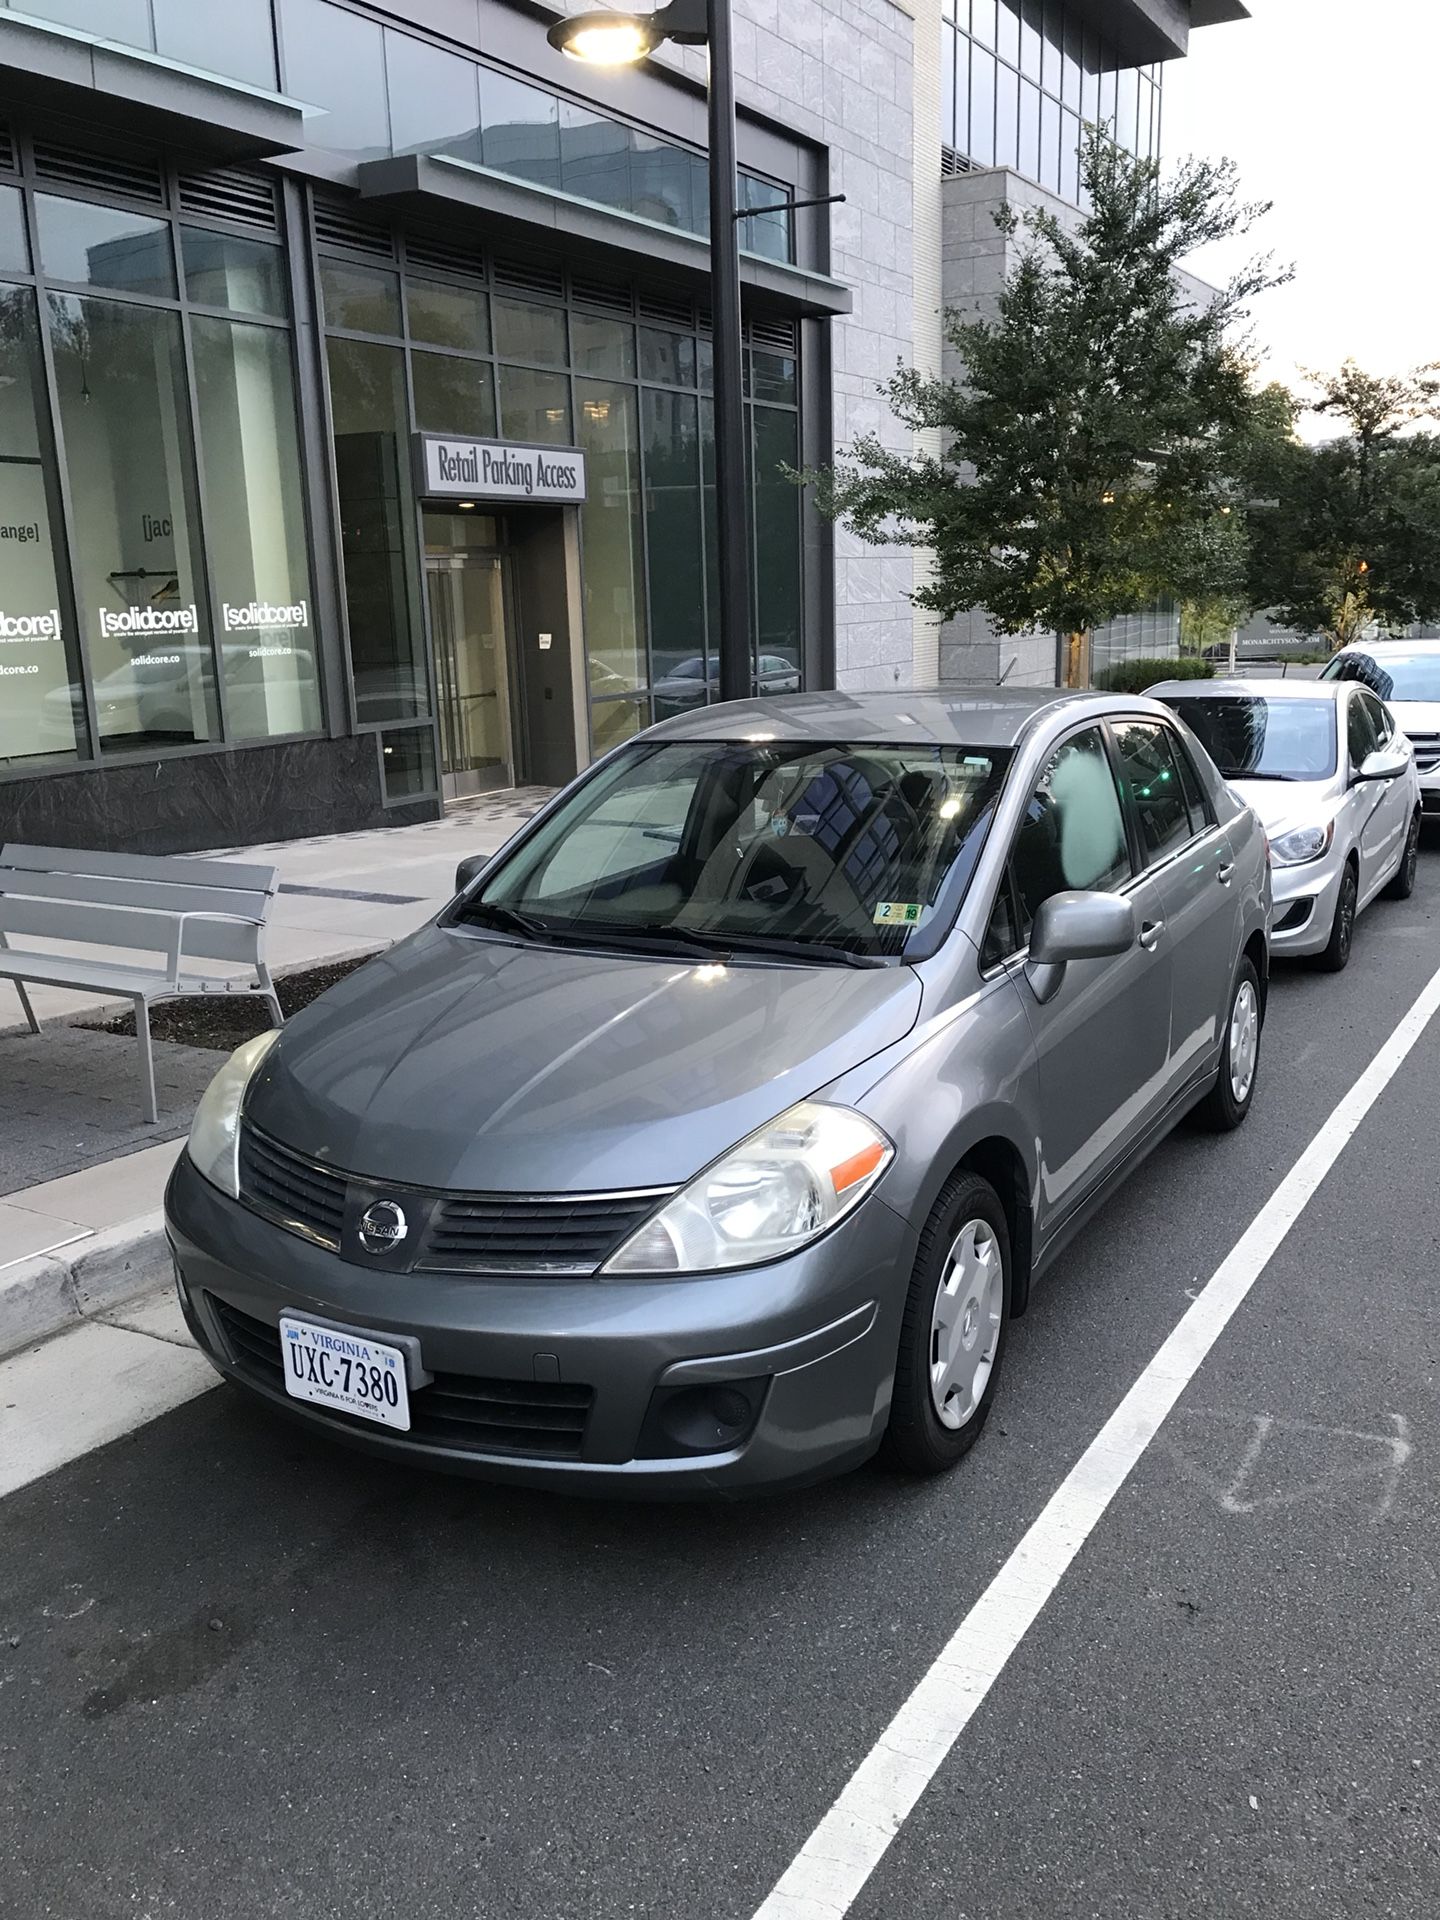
278,0,390,160
752,349,796,405
380,725,438,801
1060,109,1080,202
953,33,969,151
326,335,427,723
1082,30,1101,120
0,187,29,274
0,286,82,766
1040,92,1061,190
971,0,996,47
411,350,496,436
739,175,791,263
191,316,319,742
498,364,571,443
385,29,481,161
153,0,277,88
969,47,996,165
16,0,151,42
577,380,646,692
48,292,217,753
35,194,174,297
995,64,1019,169
480,71,560,190
996,0,1020,65
639,326,696,387
320,261,401,336
752,406,801,693
1116,68,1139,152
182,228,286,317
643,388,706,697
589,694,648,758
572,312,635,378
1062,12,1082,107
1012,727,1129,927
1099,63,1117,130
1040,0,1063,93
1111,722,1193,865
493,296,566,366
406,277,487,353
632,135,698,233
560,101,633,212
941,28,957,148
1020,0,1042,78
1018,78,1041,177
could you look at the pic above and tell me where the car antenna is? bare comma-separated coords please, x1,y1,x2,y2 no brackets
997,655,1018,687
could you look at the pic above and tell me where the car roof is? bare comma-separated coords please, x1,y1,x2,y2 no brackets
1333,638,1440,654
1148,677,1342,702
640,686,1139,749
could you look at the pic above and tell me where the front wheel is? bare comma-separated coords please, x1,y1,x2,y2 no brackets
1318,861,1358,972
1384,811,1421,900
1194,957,1262,1132
882,1171,1011,1477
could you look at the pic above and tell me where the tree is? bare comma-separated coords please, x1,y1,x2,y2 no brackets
801,133,1289,685
1246,362,1440,650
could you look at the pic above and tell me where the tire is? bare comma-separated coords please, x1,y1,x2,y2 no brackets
1384,811,1421,900
1317,860,1359,972
1194,956,1263,1132
882,1171,1011,1477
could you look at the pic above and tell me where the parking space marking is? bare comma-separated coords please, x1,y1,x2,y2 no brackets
752,956,1440,1920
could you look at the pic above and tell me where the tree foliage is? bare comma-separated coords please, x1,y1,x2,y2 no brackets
801,134,1290,675
1246,362,1440,649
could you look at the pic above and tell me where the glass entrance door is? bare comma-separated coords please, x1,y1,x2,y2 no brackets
422,513,514,798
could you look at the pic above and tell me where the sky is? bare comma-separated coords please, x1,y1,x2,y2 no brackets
1161,0,1440,438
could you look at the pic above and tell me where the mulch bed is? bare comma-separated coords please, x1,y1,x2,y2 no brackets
76,956,375,1053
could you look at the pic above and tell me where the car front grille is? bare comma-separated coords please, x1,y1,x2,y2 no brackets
238,1126,346,1249
416,1193,663,1274
1405,730,1440,772
210,1298,595,1459
236,1123,666,1274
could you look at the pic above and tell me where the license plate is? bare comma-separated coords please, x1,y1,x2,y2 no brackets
279,1316,411,1431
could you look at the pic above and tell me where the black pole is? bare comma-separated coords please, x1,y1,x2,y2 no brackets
705,0,754,704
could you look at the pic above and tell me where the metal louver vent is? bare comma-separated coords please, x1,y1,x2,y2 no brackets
493,254,564,299
0,126,16,175
406,230,485,279
571,274,632,316
312,193,395,259
749,314,797,353
940,146,974,178
32,135,164,204
177,164,279,232
638,289,694,329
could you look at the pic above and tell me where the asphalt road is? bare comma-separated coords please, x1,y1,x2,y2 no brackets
4,834,1440,1920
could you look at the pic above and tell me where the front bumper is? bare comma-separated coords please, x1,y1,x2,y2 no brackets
1418,763,1440,813
165,1154,913,1497
1267,847,1346,957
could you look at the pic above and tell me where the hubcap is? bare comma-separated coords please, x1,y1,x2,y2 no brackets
1229,979,1259,1104
929,1219,1002,1430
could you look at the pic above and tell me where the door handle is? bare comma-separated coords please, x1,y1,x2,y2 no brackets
1217,863,1235,886
1138,919,1165,952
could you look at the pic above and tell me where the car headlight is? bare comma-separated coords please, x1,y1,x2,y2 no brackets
604,1101,893,1275
186,1030,280,1198
1269,821,1334,867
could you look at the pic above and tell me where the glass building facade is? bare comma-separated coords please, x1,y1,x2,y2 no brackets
941,0,1162,200
0,0,824,846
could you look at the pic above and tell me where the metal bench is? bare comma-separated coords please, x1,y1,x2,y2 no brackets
0,842,283,1124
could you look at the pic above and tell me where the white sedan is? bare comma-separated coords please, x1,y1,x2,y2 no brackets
1322,639,1440,819
1149,678,1421,971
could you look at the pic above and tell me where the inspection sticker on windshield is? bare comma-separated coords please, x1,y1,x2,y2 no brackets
874,901,922,926
279,1316,411,1431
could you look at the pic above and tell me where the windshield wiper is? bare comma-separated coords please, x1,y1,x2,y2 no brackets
560,923,734,963
458,901,556,941
1227,770,1303,782
716,932,889,969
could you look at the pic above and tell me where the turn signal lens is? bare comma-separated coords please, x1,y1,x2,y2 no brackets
604,1102,894,1275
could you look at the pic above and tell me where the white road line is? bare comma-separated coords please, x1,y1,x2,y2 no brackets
753,957,1440,1920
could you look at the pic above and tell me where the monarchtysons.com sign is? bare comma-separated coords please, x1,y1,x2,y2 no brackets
415,433,587,505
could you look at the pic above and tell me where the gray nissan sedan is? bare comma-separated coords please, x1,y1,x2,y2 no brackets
166,690,1269,1495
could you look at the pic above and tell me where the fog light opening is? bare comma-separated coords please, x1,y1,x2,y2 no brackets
637,1375,769,1459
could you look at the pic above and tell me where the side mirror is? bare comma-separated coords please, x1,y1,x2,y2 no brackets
1026,890,1136,1005
1354,745,1409,784
454,853,487,894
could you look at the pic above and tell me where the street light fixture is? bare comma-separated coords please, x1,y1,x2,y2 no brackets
548,0,754,703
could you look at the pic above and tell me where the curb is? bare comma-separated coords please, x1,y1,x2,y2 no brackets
0,1212,170,1360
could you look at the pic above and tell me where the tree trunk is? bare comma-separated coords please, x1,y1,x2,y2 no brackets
1062,630,1092,688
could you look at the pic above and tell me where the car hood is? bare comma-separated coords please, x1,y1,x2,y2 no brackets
1389,699,1440,734
245,924,923,1193
1227,776,1337,837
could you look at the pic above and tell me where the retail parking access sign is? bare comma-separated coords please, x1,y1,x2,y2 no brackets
416,433,587,505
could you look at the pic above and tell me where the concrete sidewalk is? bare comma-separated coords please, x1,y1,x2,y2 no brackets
0,787,551,1359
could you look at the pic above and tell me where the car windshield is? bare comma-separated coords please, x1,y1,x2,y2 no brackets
459,738,1012,960
1324,650,1440,701
1166,696,1338,782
